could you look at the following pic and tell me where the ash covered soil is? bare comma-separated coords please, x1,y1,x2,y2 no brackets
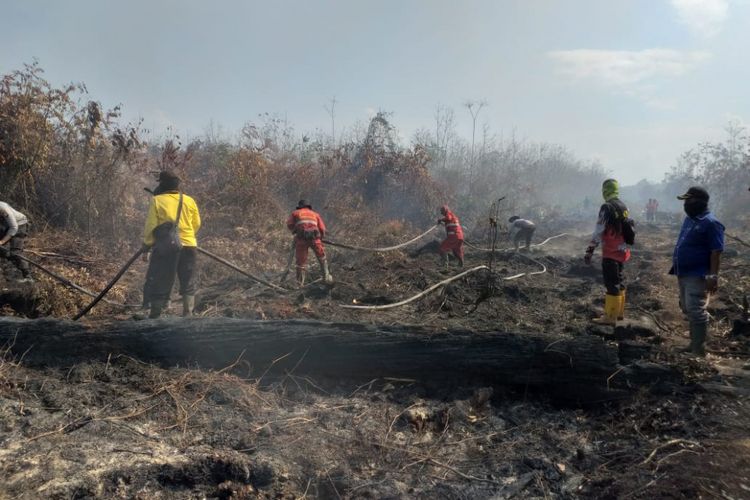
1,224,750,498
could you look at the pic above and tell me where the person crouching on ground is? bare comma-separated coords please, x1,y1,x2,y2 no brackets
437,205,464,268
142,171,201,318
671,186,724,357
0,201,32,282
286,200,333,287
585,179,631,325
508,216,536,252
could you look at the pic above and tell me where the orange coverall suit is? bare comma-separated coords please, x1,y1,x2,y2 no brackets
287,207,327,270
439,209,465,261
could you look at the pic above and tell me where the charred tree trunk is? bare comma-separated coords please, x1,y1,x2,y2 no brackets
0,317,676,402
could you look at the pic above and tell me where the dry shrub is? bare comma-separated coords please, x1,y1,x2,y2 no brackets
0,64,449,260
1,62,609,290
0,62,145,244
372,220,409,241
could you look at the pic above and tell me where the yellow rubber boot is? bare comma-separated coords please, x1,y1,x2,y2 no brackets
618,290,626,321
592,294,620,325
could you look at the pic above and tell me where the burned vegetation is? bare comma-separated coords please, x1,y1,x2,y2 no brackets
1,64,750,499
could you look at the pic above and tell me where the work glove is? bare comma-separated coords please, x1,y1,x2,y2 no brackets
584,246,595,265
436,219,443,225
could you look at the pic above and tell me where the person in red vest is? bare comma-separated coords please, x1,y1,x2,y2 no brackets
585,179,632,325
437,205,464,267
286,200,333,286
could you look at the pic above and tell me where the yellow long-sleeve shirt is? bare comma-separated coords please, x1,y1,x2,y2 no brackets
143,192,201,247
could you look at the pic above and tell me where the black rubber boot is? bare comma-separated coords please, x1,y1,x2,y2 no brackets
149,299,167,319
690,322,708,356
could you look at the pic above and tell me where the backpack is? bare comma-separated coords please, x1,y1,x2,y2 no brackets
152,193,184,256
607,201,636,246
622,217,636,246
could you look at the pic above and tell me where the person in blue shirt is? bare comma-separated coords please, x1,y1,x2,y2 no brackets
670,186,724,356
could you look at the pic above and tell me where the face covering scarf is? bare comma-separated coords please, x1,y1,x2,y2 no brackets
684,199,708,218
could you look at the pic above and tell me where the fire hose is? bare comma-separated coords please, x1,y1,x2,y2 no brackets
16,254,139,309
73,247,146,320
71,245,290,321
280,225,441,284
340,265,490,310
464,233,571,252
197,247,287,292
140,187,288,292
339,253,548,311
322,225,440,251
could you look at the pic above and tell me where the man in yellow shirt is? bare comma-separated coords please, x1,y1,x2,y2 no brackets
142,171,201,318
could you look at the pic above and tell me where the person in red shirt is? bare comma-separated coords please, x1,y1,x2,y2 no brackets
646,198,658,223
286,200,333,286
585,179,632,325
438,205,464,268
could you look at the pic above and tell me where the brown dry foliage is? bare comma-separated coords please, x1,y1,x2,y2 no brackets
0,65,445,257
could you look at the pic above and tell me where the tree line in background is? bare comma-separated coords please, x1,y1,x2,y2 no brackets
662,123,750,218
2,63,747,252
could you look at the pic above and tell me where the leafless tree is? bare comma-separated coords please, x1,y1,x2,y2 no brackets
324,96,337,146
464,100,487,169
666,121,750,217
434,104,456,170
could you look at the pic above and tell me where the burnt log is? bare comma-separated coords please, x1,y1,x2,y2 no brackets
0,317,668,402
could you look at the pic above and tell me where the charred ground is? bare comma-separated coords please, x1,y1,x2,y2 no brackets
1,222,749,499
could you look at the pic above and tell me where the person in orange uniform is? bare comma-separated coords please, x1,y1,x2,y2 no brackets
286,200,333,286
438,205,464,268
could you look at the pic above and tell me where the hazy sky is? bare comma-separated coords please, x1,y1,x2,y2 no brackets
2,0,748,184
